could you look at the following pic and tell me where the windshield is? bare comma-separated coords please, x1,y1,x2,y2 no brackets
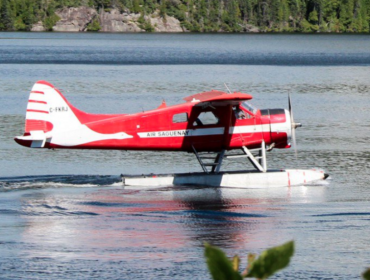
241,101,257,115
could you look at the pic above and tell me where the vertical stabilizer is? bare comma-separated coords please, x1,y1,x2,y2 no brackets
15,80,82,148
15,80,132,148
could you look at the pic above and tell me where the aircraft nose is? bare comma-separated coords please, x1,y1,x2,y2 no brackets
293,122,302,129
288,94,302,130
286,104,302,155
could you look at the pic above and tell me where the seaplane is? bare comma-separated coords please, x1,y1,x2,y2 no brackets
14,80,328,188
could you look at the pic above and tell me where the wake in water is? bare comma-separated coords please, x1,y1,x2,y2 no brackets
0,175,121,192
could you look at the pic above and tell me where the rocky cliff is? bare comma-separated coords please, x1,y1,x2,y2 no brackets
33,6,185,33
53,7,97,32
99,9,142,32
146,11,183,33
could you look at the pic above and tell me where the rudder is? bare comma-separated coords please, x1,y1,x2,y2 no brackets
16,80,82,148
25,80,82,134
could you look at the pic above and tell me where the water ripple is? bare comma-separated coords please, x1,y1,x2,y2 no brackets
0,175,121,192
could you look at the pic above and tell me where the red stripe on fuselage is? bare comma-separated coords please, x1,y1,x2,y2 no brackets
29,100,47,104
27,109,49,114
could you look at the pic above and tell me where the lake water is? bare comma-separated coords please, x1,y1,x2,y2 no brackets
0,33,370,280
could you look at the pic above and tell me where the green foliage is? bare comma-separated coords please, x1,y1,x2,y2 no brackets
137,12,145,24
138,13,154,32
363,268,370,280
1,0,370,32
44,14,60,31
14,17,26,31
87,18,101,31
204,243,243,280
246,241,295,279
309,10,319,24
0,0,13,30
206,241,370,279
132,0,141,13
205,241,294,280
143,20,154,32
159,0,166,19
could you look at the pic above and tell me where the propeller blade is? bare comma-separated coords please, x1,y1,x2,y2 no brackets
288,94,299,158
291,120,298,158
288,93,295,124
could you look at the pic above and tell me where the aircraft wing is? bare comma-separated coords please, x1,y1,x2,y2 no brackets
184,90,252,106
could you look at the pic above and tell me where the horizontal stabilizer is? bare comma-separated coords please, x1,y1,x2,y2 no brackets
15,130,51,148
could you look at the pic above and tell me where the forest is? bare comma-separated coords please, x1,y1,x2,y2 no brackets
0,0,369,32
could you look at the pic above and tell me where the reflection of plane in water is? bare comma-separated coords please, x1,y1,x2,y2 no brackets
171,187,285,250
15,81,328,188
18,184,326,263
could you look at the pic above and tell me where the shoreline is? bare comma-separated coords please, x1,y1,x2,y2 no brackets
1,31,370,35
2,5,370,34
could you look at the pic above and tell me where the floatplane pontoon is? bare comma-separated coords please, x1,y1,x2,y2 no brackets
15,81,328,188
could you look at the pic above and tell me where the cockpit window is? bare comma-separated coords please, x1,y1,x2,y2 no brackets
241,101,257,114
193,111,219,126
233,106,251,119
233,106,253,119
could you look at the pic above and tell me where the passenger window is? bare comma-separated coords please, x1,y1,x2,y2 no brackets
193,111,219,126
172,113,188,123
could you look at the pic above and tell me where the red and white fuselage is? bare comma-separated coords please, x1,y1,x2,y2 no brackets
15,81,293,152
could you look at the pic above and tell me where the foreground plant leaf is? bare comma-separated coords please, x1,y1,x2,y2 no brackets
241,253,257,276
232,255,241,272
247,253,256,265
204,243,243,280
246,240,295,279
363,268,370,280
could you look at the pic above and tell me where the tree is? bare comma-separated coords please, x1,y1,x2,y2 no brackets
87,17,101,31
0,0,13,30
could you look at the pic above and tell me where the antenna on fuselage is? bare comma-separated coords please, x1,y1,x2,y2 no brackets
224,83,232,94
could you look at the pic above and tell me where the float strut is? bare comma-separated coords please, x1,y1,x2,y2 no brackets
242,141,267,172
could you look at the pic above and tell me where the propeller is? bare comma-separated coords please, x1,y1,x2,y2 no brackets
288,94,302,157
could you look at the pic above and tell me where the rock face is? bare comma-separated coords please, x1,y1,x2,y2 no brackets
30,6,185,32
244,24,260,33
30,6,261,33
148,13,183,32
149,16,183,32
53,7,97,32
99,9,142,32
31,21,45,32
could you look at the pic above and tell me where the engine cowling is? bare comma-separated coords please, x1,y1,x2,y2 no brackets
260,108,292,149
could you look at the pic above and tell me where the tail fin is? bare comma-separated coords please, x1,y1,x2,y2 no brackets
15,80,83,148
26,80,82,133
15,80,130,148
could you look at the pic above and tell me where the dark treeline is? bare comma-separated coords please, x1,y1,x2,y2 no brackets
0,0,370,32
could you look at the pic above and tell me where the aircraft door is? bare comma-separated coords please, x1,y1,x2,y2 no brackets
185,106,225,151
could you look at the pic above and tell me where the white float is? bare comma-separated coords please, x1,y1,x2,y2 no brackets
122,169,328,188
